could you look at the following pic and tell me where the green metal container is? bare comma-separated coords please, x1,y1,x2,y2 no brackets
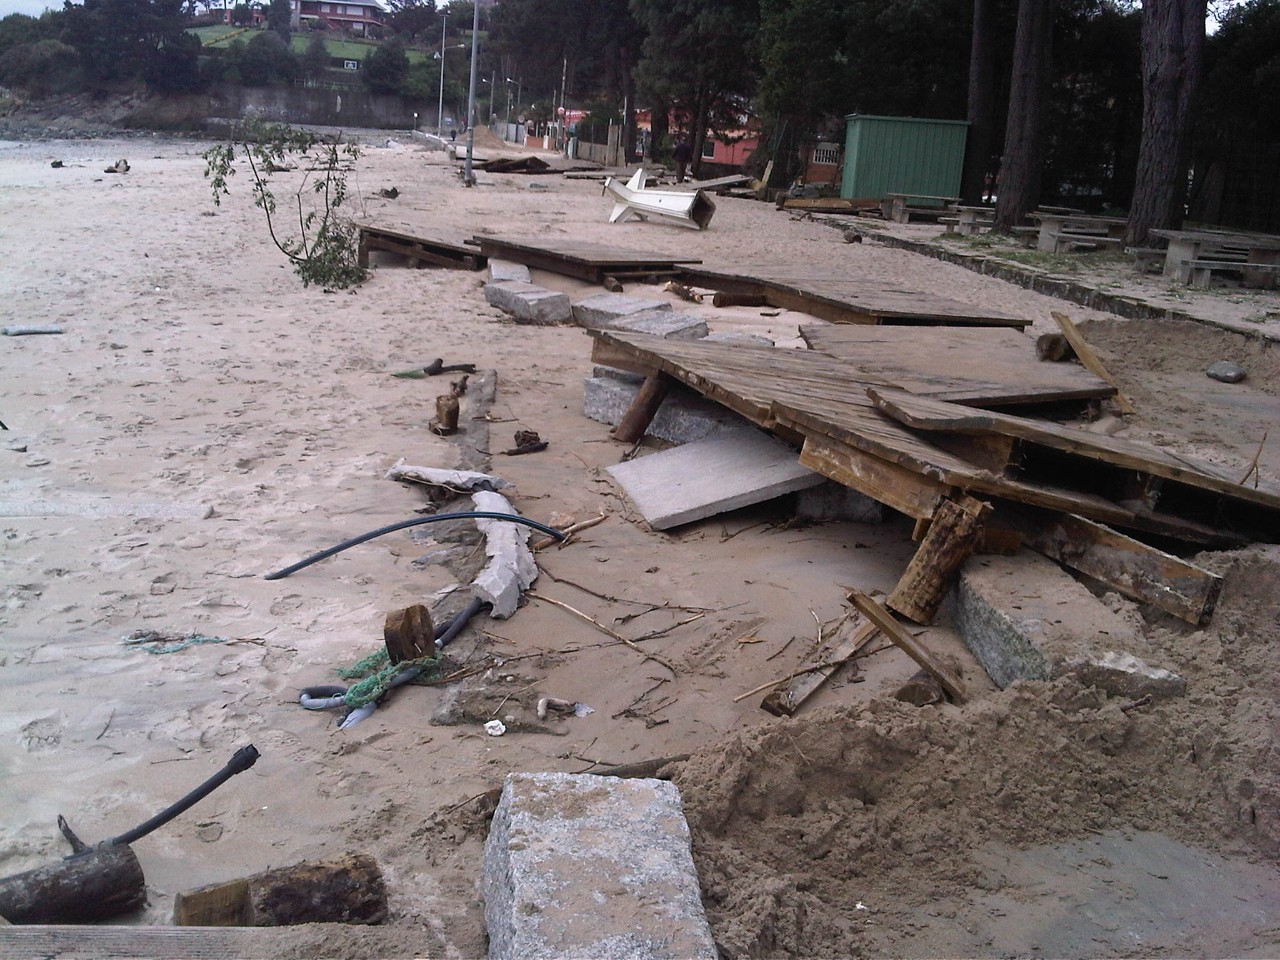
840,114,969,203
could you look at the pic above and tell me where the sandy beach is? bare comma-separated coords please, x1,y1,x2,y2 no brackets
2,131,1279,958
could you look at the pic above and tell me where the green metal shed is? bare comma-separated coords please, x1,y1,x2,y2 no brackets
840,114,969,202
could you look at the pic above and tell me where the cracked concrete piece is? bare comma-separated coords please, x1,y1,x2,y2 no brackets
385,459,510,491
953,552,1183,698
469,490,537,618
571,293,671,329
583,375,749,444
488,259,532,284
484,281,572,325
608,309,708,340
483,772,717,960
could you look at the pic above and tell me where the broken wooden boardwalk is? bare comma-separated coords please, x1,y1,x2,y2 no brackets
473,237,702,283
799,324,1114,407
678,265,1028,328
356,223,486,270
592,330,1280,547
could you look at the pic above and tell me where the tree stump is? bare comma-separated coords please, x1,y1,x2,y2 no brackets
384,605,435,664
0,844,146,924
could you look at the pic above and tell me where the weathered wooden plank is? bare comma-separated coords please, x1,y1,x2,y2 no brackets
475,237,701,283
887,495,992,624
354,223,485,270
761,620,879,716
800,323,1114,407
798,435,949,520
1051,311,1135,414
0,926,293,959
1015,511,1224,625
848,590,967,703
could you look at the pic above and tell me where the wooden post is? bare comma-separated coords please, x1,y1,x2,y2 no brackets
712,291,769,308
848,590,967,703
760,620,879,716
611,372,671,443
431,394,459,436
384,605,435,664
174,853,387,927
1051,311,1135,414
0,844,146,924
887,495,992,624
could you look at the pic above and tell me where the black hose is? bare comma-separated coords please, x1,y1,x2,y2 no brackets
435,596,486,649
264,512,566,581
105,745,260,848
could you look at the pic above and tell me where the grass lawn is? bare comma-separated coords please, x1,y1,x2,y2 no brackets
191,27,429,64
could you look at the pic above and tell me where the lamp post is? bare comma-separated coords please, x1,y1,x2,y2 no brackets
506,76,522,142
463,0,479,187
435,11,447,137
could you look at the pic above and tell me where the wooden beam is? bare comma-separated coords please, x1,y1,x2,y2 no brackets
848,590,967,703
760,620,879,716
611,372,673,443
384,605,435,664
0,844,145,924
798,435,949,520
1051,311,1135,414
1017,511,1223,625
887,495,992,624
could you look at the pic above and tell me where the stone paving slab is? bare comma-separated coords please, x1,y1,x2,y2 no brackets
484,281,572,325
572,293,671,329
483,772,717,960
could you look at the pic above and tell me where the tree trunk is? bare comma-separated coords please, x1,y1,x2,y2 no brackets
0,845,146,924
961,0,996,204
993,0,1054,232
1125,0,1207,246
690,87,711,181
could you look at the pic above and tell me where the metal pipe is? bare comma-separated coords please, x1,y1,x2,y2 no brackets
463,0,480,187
436,11,447,138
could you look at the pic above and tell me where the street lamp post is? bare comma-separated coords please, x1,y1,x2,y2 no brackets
506,76,522,142
463,0,479,187
436,11,447,137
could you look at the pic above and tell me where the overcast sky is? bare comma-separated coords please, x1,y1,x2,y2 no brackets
0,0,61,17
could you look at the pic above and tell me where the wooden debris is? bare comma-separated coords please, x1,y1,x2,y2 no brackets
480,156,551,174
758,620,879,716
887,495,992,624
0,843,145,924
532,512,607,550
1035,332,1074,362
1051,311,1135,414
356,224,485,271
712,291,770,308
848,590,967,703
423,358,478,376
450,375,469,397
894,668,945,706
611,372,672,443
173,852,387,927
502,429,548,456
527,592,677,674
663,280,704,303
430,395,459,436
1014,511,1223,625
603,275,625,292
384,605,435,664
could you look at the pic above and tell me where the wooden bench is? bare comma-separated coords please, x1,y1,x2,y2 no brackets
1183,259,1280,289
1010,225,1039,248
1051,233,1124,254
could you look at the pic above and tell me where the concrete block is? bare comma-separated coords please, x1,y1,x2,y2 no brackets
572,293,671,329
607,427,825,530
794,479,884,523
592,365,646,385
488,259,532,284
953,552,1184,699
583,375,748,444
609,309,708,340
483,772,717,960
485,282,572,325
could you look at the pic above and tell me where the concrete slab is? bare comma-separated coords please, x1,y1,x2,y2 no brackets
572,293,671,329
469,490,538,618
606,428,825,530
484,281,572,325
483,772,717,960
953,552,1185,699
584,375,750,444
609,309,708,340
704,331,776,347
488,259,532,284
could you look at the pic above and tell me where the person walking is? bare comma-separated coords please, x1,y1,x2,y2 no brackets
673,137,693,183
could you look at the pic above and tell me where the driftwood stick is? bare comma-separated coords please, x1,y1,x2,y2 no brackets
527,593,677,673
532,513,607,550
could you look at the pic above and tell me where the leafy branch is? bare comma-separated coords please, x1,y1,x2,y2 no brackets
203,120,367,289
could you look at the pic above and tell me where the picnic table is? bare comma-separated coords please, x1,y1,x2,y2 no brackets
1028,211,1128,254
881,193,961,224
944,205,995,236
1149,227,1280,289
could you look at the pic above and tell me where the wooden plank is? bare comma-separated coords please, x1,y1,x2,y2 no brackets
798,434,949,520
761,620,879,716
0,926,297,959
611,372,673,442
677,266,1027,329
606,429,824,530
1015,511,1223,625
475,237,702,283
354,223,485,270
1051,311,1135,414
848,590,966,703
888,495,992,624
800,323,1114,407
